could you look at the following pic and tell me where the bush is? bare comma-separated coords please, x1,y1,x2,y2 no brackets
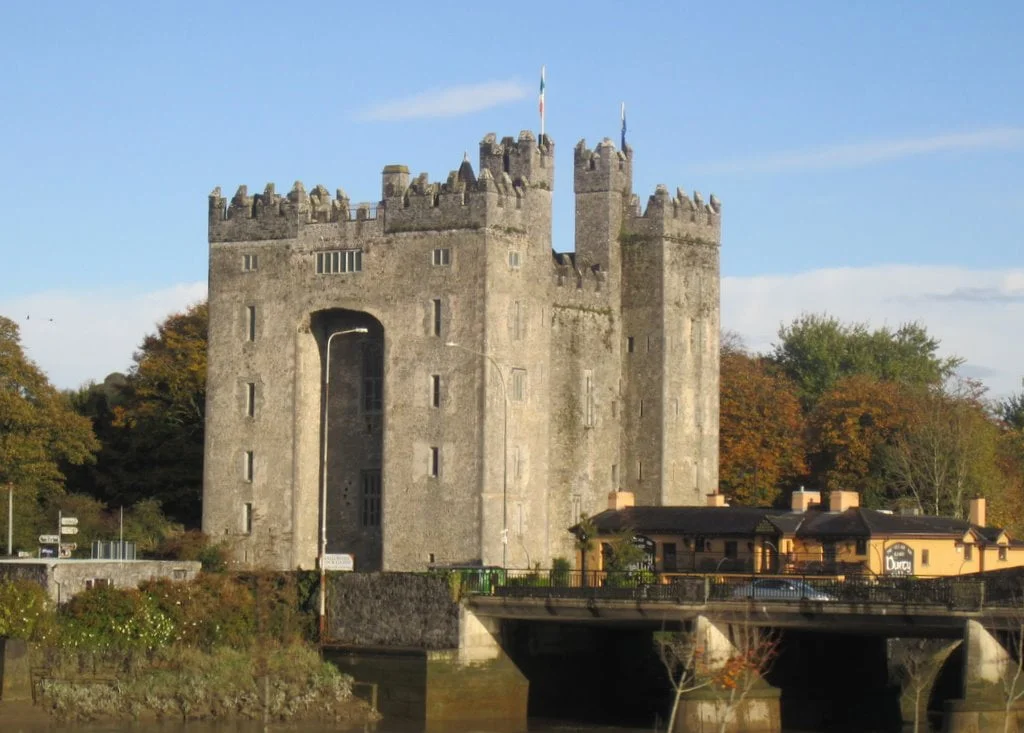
154,530,228,572
0,579,55,641
59,586,174,655
141,574,255,650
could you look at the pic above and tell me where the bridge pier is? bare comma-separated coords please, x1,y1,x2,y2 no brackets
889,639,961,731
671,616,782,733
942,620,1024,733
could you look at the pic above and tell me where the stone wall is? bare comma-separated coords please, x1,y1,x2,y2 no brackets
327,572,459,649
0,560,200,603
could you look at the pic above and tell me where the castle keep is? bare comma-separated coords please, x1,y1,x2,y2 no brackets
203,131,721,571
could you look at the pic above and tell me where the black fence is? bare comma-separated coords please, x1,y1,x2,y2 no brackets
478,569,1008,611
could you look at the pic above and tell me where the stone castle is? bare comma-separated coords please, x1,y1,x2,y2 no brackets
202,130,721,571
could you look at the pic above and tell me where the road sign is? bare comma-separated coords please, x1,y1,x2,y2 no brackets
38,534,60,544
61,517,79,526
60,526,79,535
322,553,354,571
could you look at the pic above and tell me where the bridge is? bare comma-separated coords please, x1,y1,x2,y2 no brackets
325,569,1024,732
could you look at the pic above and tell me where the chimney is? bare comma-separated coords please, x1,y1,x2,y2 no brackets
707,493,728,508
969,497,986,527
829,490,860,513
608,491,635,511
791,489,822,513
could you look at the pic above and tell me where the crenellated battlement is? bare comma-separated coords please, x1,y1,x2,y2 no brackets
623,184,721,244
574,138,632,194
479,130,555,191
209,133,555,243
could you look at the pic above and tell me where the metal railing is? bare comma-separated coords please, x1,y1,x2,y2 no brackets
472,569,1003,611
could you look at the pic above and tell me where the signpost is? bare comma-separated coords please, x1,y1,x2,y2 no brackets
60,526,79,535
38,534,60,545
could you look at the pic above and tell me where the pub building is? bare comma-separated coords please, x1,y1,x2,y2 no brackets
576,490,1024,578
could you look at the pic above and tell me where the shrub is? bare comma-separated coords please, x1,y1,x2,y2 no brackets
0,579,55,640
59,586,174,655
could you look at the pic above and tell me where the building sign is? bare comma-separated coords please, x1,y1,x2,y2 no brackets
884,543,915,576
322,553,355,572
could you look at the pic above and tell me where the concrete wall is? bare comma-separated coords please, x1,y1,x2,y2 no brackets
0,560,200,603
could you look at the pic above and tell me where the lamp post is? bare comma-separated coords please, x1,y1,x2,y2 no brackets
319,326,369,641
445,341,508,569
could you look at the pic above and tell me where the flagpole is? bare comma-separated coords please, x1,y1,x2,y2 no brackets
539,65,546,141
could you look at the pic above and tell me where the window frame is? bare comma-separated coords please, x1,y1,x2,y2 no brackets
432,248,451,266
361,470,381,528
315,249,363,274
242,253,258,272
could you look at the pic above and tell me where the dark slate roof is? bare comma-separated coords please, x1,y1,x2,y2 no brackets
457,158,476,186
587,506,774,536
584,505,1012,545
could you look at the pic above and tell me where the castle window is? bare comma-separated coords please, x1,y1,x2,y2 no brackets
432,299,442,337
611,400,617,418
242,503,253,534
571,494,582,525
316,249,362,274
512,301,524,340
362,343,383,414
511,369,527,402
246,305,256,341
432,248,450,266
508,250,521,270
431,374,441,408
243,451,254,482
242,253,258,272
245,382,255,418
627,336,635,353
429,447,440,477
361,470,381,527
611,464,618,486
639,399,644,418
583,370,594,427
637,460,643,481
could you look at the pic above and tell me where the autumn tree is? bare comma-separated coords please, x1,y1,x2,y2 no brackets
0,315,98,551
805,374,910,503
70,303,207,526
772,314,960,407
719,342,806,506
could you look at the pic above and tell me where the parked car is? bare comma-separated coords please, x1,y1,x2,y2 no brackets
730,578,835,602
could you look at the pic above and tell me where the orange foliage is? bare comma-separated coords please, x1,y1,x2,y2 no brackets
719,350,806,506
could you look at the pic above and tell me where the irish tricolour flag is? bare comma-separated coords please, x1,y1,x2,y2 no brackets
539,66,546,137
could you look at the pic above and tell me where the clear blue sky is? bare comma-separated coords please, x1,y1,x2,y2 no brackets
1,1,1021,393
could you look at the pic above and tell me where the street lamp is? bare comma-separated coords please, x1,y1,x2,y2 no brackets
445,341,508,569
319,326,369,641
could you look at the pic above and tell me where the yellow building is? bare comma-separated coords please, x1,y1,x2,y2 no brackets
578,490,1024,578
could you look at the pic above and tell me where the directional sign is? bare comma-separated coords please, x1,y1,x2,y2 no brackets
60,526,79,535
62,543,77,551
38,534,60,544
60,517,79,526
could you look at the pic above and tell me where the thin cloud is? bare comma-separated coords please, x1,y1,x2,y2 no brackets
917,286,1024,304
692,127,1024,175
356,80,529,122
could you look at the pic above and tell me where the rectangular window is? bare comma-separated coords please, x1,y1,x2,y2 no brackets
823,542,838,563
964,544,974,562
725,541,738,560
627,336,635,353
855,538,867,556
512,300,524,340
922,549,930,566
361,470,381,527
639,399,644,418
245,382,255,418
508,250,521,269
583,370,594,427
432,248,450,266
429,447,440,477
246,305,256,341
362,343,383,413
432,299,442,337
431,374,441,408
637,460,643,481
316,249,363,274
695,536,708,553
611,464,618,486
242,253,258,272
571,494,582,525
514,446,523,480
611,400,617,418
243,451,254,482
242,503,253,534
511,368,527,402
663,543,678,572
1000,546,1008,562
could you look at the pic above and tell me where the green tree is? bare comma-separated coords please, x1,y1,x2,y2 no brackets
772,314,960,406
997,392,1024,431
719,342,806,506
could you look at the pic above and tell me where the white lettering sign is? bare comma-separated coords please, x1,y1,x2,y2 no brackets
322,553,354,572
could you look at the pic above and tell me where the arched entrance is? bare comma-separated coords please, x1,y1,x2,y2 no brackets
312,309,384,571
